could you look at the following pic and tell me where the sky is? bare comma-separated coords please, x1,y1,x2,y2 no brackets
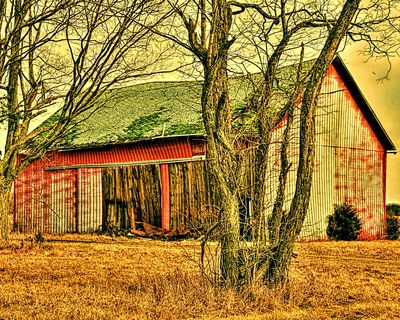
341,48,400,204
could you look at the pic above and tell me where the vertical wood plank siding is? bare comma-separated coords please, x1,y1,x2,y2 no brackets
100,161,215,231
168,161,215,231
102,165,162,229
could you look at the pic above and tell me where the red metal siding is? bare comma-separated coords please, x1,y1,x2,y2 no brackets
263,65,387,240
14,138,196,233
49,139,193,167
14,162,78,233
302,65,386,239
160,163,170,230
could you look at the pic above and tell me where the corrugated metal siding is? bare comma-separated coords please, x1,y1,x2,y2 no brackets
301,65,385,239
77,168,103,232
48,170,77,233
50,139,193,167
14,138,195,233
261,64,386,240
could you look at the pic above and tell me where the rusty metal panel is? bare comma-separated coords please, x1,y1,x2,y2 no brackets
14,160,47,233
14,162,78,233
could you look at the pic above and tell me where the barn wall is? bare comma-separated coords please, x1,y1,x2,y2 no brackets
301,66,386,239
265,65,387,240
13,68,388,240
14,138,205,233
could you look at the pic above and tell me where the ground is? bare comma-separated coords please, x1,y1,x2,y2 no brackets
0,234,399,320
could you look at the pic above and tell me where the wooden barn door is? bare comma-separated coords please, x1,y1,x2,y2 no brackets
102,165,162,229
168,161,216,230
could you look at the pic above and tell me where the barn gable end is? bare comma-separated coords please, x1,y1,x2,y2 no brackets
302,62,390,239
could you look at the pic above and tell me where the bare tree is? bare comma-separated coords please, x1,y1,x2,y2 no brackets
163,0,399,288
233,0,399,287
0,0,168,239
164,0,242,286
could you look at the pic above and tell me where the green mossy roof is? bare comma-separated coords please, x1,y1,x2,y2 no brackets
66,81,204,147
60,78,259,148
57,60,315,149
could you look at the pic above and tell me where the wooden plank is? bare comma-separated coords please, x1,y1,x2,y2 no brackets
127,166,135,230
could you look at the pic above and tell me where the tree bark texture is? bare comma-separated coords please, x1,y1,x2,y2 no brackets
0,178,13,240
264,0,361,286
199,0,240,286
1,0,25,239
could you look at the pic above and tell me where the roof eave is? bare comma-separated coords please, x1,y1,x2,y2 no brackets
54,133,207,152
333,56,396,152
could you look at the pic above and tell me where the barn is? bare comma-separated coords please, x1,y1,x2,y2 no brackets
13,56,396,240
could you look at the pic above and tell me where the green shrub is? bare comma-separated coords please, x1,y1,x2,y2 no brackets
387,203,400,216
386,217,399,240
327,203,362,241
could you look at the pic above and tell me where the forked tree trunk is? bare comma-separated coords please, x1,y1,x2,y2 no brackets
263,0,361,287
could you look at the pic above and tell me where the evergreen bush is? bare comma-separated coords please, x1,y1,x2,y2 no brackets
327,203,362,240
386,216,399,240
387,203,400,216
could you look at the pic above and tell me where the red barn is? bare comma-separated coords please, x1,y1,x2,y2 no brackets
13,57,395,239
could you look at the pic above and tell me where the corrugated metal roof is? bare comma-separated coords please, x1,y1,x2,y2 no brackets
48,138,195,167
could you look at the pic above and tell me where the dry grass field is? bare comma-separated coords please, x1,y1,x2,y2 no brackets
0,234,399,320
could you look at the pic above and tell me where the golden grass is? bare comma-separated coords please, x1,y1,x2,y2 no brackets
0,234,399,320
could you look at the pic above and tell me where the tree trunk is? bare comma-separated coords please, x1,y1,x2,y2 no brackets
252,131,272,246
202,62,240,286
198,0,240,287
0,179,13,240
263,0,361,287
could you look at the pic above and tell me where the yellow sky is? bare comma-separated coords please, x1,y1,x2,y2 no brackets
342,49,400,204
